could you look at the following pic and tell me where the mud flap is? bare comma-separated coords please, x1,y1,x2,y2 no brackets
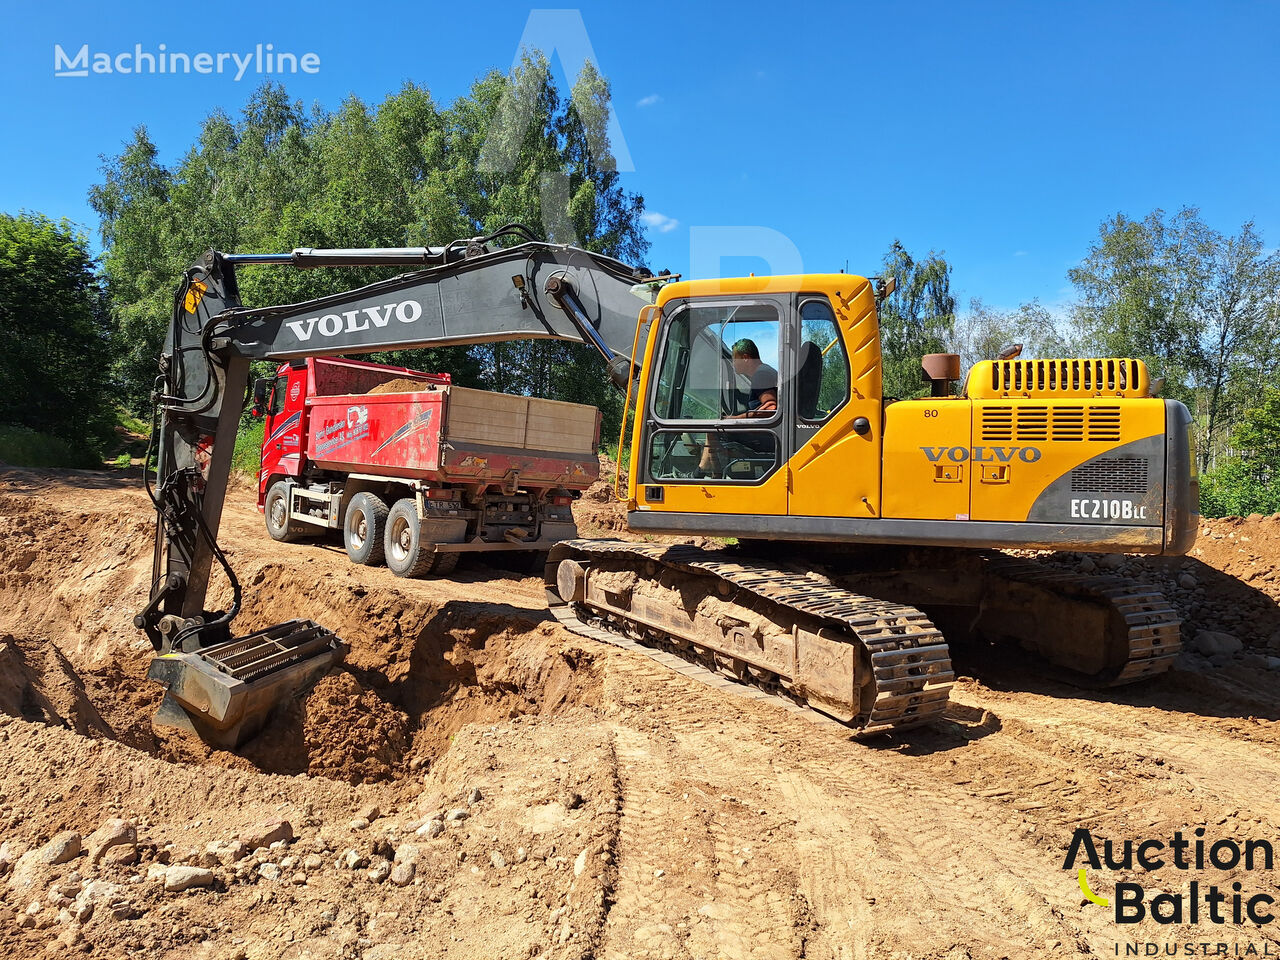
147,620,344,749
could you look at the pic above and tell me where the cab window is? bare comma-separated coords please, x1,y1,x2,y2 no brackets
647,300,782,483
651,303,781,422
648,429,778,483
270,375,288,416
796,299,849,423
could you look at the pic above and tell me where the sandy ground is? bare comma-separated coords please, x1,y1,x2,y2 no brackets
2,464,1280,959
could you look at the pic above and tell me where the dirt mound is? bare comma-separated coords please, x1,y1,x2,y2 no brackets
367,378,442,395
569,455,731,549
572,456,628,536
0,490,155,667
290,672,412,784
0,633,104,732
0,470,604,788
1192,513,1280,593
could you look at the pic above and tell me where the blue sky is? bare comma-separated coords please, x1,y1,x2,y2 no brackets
1,0,1276,312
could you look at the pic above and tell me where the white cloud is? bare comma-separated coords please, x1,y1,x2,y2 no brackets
636,93,662,108
1014,250,1028,257
641,211,679,234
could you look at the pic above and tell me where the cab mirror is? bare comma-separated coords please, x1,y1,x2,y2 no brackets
251,378,271,418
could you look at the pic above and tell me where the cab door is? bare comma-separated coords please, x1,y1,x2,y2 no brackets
259,365,305,500
635,296,790,519
786,294,881,518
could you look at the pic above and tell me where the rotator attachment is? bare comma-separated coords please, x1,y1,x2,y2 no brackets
147,620,344,749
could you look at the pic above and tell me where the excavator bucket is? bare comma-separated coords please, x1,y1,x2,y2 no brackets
147,620,343,749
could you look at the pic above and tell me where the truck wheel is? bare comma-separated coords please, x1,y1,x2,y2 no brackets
345,493,389,566
430,552,460,576
265,481,308,542
384,499,437,578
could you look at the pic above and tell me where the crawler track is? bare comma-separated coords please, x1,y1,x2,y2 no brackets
545,540,955,736
979,553,1183,685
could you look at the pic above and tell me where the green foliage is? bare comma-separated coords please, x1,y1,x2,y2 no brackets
1067,208,1280,468
116,410,150,436
92,59,649,438
112,452,131,469
1200,460,1280,517
0,213,115,450
1068,209,1208,383
877,240,957,399
232,419,265,477
1198,386,1280,517
0,425,98,468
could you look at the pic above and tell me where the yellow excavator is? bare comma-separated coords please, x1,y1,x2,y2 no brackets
137,224,1196,746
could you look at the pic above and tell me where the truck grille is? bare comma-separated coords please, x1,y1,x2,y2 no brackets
980,405,1122,442
1069,458,1150,494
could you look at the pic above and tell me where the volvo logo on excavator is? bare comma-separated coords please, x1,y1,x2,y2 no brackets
921,445,1043,463
284,299,424,342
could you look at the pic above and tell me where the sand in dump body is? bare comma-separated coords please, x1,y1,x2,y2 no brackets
367,378,442,395
2,463,1280,959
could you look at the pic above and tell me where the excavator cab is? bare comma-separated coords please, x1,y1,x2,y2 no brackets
630,279,874,524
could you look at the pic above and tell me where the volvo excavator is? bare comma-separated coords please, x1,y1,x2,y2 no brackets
137,224,1197,747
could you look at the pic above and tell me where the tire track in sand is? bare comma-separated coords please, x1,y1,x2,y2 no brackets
601,648,1121,957
601,719,808,960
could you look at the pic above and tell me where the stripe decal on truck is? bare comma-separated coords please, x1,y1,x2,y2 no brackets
265,411,301,445
371,409,435,457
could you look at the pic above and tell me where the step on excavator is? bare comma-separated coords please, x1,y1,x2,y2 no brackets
137,224,1197,747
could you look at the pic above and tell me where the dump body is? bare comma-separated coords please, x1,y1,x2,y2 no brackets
304,384,599,489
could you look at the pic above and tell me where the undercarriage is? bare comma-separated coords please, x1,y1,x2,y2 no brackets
545,540,1182,734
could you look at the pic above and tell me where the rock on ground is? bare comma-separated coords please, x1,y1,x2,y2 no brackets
239,820,293,850
163,866,215,893
1195,630,1243,657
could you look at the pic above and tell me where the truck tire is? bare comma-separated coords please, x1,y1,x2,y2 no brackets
265,481,308,542
431,552,460,576
344,493,389,566
384,499,437,578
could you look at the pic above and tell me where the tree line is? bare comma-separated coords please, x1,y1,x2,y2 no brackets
0,63,1277,514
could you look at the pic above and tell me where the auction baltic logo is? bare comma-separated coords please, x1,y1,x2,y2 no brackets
54,44,320,81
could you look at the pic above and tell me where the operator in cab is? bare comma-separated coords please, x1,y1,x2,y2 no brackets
729,337,779,415
696,338,778,477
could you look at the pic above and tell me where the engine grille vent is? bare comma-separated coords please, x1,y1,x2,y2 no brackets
1070,457,1150,494
989,359,1144,394
980,405,1122,442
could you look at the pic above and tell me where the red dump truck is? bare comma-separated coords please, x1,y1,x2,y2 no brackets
253,357,601,576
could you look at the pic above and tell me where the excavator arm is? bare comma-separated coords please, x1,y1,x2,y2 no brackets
137,226,661,745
